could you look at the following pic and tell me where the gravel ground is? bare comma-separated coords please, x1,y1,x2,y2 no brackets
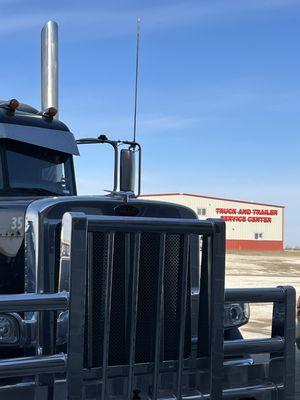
225,250,300,398
226,250,300,338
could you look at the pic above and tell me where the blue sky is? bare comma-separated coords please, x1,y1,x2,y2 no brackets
0,0,300,246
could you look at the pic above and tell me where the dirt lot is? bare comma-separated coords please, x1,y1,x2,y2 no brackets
226,250,300,338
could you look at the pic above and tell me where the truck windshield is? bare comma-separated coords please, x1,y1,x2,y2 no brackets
0,140,75,196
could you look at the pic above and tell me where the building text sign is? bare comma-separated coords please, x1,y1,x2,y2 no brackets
215,208,278,223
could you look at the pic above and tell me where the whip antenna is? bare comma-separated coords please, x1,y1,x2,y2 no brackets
133,17,141,143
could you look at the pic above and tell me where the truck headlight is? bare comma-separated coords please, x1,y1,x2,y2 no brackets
0,314,20,344
224,302,250,329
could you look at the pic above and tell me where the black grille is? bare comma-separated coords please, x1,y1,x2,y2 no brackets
88,232,127,367
164,234,191,360
85,231,191,367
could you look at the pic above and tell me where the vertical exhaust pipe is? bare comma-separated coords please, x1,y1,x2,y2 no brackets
41,21,59,117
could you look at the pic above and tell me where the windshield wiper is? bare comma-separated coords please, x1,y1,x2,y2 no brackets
9,187,64,196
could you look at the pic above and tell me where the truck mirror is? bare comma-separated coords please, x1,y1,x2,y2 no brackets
120,148,135,193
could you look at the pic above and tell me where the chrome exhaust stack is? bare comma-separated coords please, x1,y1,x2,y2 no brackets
41,21,59,118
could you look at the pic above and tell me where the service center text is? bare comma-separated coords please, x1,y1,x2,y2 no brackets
215,208,278,223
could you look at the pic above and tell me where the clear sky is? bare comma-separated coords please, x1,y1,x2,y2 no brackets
0,0,300,246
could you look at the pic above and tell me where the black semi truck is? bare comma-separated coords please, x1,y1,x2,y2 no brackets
0,21,296,400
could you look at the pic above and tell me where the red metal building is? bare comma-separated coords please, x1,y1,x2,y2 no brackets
141,193,284,251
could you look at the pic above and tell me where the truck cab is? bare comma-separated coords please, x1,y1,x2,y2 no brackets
0,103,77,198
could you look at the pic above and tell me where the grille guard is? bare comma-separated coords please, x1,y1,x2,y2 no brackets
0,214,296,399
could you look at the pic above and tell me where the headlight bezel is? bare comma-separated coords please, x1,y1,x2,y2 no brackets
224,302,250,330
0,313,22,346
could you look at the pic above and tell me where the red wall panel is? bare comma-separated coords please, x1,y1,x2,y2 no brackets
226,240,283,252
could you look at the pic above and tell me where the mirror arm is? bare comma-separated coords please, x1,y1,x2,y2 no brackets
76,138,119,192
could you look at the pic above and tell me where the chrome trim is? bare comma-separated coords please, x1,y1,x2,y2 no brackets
41,21,58,116
0,293,68,313
0,353,66,378
223,357,254,366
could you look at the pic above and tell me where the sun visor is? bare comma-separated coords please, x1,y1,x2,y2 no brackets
0,122,79,155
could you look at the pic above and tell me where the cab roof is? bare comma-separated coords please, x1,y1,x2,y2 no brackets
0,105,79,155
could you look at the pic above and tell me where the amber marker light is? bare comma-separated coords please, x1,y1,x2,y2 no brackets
9,99,20,110
43,107,58,118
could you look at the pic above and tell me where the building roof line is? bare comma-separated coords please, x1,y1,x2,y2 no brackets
140,192,285,208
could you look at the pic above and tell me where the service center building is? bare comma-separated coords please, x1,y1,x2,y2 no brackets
141,193,284,251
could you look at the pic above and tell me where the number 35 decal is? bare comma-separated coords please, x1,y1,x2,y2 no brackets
11,216,24,231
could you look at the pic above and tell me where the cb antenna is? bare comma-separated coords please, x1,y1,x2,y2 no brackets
133,17,141,143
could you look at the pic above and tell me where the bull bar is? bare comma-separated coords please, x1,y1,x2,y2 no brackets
0,213,296,399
